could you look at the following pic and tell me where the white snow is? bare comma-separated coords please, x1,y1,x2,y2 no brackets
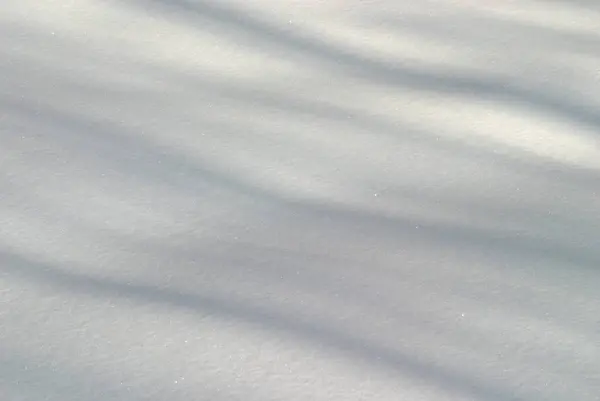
1,1,599,400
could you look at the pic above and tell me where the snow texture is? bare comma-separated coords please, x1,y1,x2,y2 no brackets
1,1,599,400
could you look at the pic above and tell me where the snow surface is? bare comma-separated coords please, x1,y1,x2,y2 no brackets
1,1,600,400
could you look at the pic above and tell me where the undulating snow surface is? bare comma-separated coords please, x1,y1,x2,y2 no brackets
1,1,599,400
